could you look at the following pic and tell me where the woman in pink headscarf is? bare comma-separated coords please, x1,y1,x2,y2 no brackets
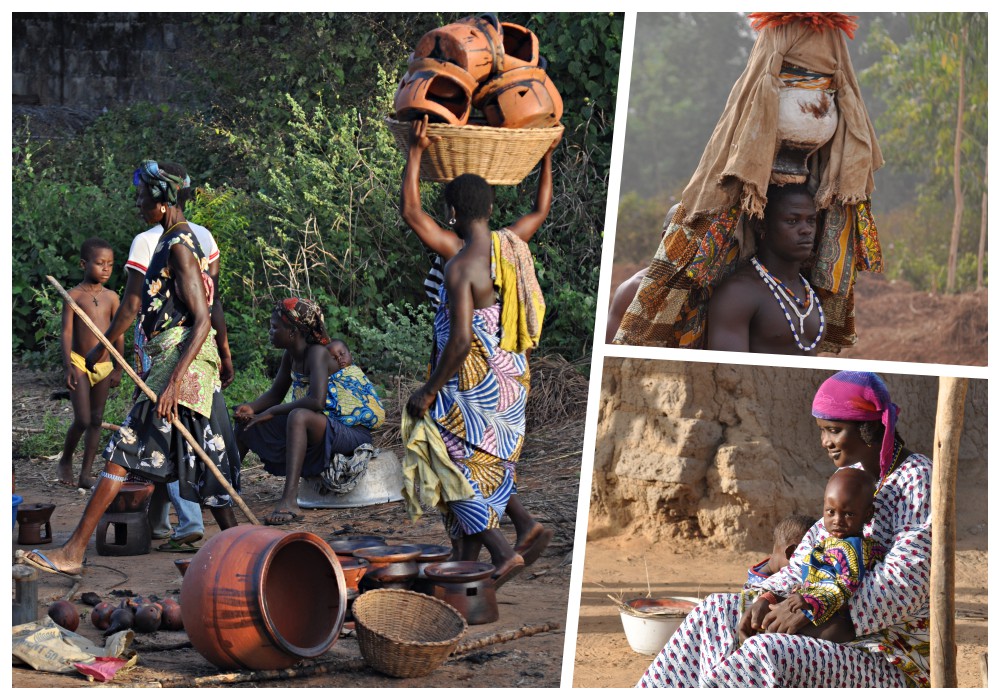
638,371,932,688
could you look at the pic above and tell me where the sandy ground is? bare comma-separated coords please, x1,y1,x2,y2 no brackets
607,267,988,366
572,476,988,688
10,363,581,688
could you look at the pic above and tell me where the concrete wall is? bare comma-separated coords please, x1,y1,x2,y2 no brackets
12,13,192,107
589,358,987,549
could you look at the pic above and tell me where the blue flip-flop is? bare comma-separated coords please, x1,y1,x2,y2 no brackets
16,549,83,579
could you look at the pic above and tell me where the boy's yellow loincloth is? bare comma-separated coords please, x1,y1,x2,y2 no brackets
70,351,113,387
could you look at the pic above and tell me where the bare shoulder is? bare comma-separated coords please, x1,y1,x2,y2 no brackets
711,265,762,305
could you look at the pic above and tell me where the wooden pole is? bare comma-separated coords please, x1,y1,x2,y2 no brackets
930,376,968,688
46,275,260,526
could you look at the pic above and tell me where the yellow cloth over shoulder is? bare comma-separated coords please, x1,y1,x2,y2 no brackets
400,410,475,521
492,228,545,353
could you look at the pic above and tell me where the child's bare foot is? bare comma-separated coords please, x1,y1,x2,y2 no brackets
56,459,76,487
78,472,95,489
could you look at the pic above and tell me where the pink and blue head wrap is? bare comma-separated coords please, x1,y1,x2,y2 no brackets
811,371,899,479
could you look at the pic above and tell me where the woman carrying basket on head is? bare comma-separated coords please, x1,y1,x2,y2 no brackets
399,116,559,570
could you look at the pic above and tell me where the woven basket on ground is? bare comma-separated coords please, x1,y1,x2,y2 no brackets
353,589,468,678
386,117,563,185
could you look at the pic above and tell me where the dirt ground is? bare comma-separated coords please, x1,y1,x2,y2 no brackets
572,474,989,688
9,362,582,688
608,266,988,366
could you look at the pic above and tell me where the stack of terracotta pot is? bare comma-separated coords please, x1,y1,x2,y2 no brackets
394,14,563,129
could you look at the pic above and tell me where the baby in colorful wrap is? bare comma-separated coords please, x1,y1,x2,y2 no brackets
749,468,885,643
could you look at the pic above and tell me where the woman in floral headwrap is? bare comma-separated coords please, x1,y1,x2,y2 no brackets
19,160,241,578
639,371,932,688
236,298,383,525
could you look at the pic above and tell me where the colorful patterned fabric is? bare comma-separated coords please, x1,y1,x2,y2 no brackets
133,160,189,205
139,227,214,341
400,411,476,521
141,327,221,418
493,228,545,353
103,382,240,508
811,371,900,479
744,558,773,588
290,368,384,429
756,454,933,687
637,593,909,688
275,297,330,345
643,453,931,688
326,365,385,429
800,535,887,626
429,288,529,537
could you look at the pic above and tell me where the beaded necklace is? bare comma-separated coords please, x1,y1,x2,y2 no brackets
751,256,825,352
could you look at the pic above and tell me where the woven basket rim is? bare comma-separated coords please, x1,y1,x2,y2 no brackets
385,116,564,137
354,589,467,647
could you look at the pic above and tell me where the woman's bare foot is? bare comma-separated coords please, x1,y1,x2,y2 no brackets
78,471,95,489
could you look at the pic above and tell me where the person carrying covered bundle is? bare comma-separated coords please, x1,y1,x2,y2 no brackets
614,13,883,355
19,161,241,578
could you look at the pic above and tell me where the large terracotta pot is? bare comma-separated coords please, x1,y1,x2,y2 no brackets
180,525,346,670
395,58,477,125
772,86,839,184
473,65,563,129
413,15,504,83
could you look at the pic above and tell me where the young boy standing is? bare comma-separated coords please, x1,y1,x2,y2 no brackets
58,238,123,488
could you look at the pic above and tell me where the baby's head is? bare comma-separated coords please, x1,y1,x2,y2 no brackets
823,468,877,540
768,514,816,573
327,338,353,370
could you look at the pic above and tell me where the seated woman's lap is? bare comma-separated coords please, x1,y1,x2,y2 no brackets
638,593,908,688
238,413,370,477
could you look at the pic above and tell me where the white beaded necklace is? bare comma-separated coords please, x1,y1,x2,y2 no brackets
751,256,825,352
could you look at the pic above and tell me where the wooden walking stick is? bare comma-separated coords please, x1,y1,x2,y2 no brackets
930,376,967,688
47,275,260,526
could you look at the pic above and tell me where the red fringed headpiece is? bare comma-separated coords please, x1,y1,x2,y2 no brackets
748,12,859,40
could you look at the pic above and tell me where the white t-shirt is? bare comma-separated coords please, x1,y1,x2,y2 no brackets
124,222,219,275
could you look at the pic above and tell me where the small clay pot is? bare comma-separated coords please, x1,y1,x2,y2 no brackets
499,22,539,71
48,600,80,632
413,15,504,83
355,545,421,592
175,558,192,576
326,536,387,557
159,599,184,631
91,602,115,630
336,556,369,592
106,607,135,635
134,604,163,633
16,502,56,545
106,483,155,513
473,65,563,129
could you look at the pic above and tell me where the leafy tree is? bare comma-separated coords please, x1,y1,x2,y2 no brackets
861,13,987,293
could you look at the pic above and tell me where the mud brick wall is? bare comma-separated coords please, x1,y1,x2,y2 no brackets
12,13,193,107
589,359,987,549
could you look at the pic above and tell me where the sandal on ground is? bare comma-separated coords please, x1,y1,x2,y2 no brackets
15,549,84,579
264,510,306,526
156,533,203,553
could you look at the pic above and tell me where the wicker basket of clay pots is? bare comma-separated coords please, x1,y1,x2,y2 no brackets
385,117,563,185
